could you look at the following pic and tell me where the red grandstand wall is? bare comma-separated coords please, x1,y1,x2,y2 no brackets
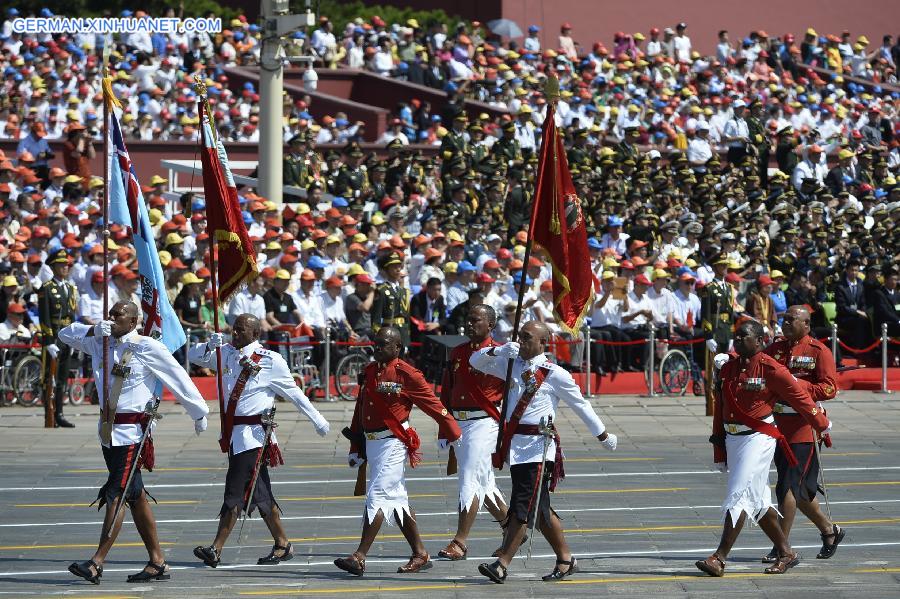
366,0,895,56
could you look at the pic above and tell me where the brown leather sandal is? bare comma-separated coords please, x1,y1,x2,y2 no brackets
397,552,433,573
764,552,800,574
695,553,726,577
334,551,366,576
437,539,467,560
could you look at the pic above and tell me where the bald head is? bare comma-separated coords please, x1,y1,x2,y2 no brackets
232,313,262,348
519,320,550,360
109,300,139,338
782,305,811,341
373,326,402,364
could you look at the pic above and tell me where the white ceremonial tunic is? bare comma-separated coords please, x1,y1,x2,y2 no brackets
469,350,606,465
722,416,779,525
188,340,328,454
58,323,209,447
455,417,504,512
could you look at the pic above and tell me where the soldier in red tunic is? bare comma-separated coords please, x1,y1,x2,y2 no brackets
763,305,845,561
697,319,831,577
436,304,509,560
335,326,461,576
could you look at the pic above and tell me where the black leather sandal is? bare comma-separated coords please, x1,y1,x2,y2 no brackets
193,545,220,568
334,552,366,576
542,556,578,581
817,524,845,559
478,560,508,584
258,542,294,565
126,562,170,583
68,560,102,584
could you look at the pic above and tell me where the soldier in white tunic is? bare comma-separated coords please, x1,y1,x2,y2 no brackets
189,313,329,568
470,321,618,584
60,300,209,584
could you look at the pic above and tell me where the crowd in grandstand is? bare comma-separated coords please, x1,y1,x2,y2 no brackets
0,9,899,386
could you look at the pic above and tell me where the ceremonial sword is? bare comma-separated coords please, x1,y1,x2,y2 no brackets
106,398,162,539
814,430,833,522
238,406,277,543
525,416,555,564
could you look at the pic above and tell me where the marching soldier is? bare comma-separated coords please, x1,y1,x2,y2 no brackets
39,249,79,428
189,314,330,568
763,305,845,562
59,300,209,584
436,304,508,560
698,319,831,577
371,253,411,349
334,326,461,576
470,321,617,584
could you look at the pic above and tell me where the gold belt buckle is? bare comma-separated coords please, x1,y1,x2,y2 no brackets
458,411,467,420
719,313,730,322
773,404,783,413
366,432,377,440
727,424,739,434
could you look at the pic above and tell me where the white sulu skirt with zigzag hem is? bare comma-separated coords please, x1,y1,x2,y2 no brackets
364,437,411,527
455,417,505,513
722,431,780,526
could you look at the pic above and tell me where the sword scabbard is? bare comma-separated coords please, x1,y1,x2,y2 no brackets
354,461,367,496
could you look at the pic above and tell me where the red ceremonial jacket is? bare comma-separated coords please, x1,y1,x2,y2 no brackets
439,336,504,417
349,358,461,453
764,335,838,443
712,352,829,462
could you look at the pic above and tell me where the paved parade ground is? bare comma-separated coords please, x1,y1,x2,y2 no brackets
1,390,899,598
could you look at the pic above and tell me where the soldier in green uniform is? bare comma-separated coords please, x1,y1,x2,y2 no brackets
440,114,469,175
468,123,491,172
283,133,312,188
368,164,387,202
747,99,769,186
334,143,368,199
371,253,412,351
567,129,591,169
616,126,641,163
701,253,736,354
492,121,523,172
38,250,78,428
775,126,799,176
503,168,529,242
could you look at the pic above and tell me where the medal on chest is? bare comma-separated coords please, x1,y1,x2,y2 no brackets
788,355,816,371
240,355,263,376
376,381,402,395
741,377,766,392
522,369,539,394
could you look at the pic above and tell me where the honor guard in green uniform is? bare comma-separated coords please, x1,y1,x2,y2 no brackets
701,252,736,353
371,253,412,350
567,129,591,169
468,123,491,172
440,114,469,175
38,250,78,428
334,143,367,198
775,126,799,176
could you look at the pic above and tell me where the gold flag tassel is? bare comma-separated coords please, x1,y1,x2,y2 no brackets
101,36,122,111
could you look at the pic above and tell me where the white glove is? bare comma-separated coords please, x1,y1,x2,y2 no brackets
47,344,59,359
437,438,451,451
714,353,731,370
194,416,208,435
763,326,771,337
600,433,617,451
495,341,520,360
706,339,717,353
714,462,727,473
824,420,833,435
315,419,330,437
207,332,225,350
94,320,113,337
348,452,364,468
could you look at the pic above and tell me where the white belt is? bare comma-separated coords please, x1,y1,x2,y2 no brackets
725,414,775,435
773,403,798,415
364,420,409,441
452,408,491,421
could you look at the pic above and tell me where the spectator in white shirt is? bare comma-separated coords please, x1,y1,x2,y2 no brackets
792,144,828,192
227,276,268,331
647,269,674,331
77,271,106,325
523,25,541,53
688,122,714,170
622,274,656,370
673,23,692,63
599,215,630,256
589,271,630,373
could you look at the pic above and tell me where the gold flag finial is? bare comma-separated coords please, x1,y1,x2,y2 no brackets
544,74,560,105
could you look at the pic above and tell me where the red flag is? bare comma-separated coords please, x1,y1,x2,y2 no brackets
199,100,257,301
529,103,595,334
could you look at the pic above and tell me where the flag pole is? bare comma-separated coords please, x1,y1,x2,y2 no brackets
101,39,112,420
196,84,226,440
494,76,560,459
